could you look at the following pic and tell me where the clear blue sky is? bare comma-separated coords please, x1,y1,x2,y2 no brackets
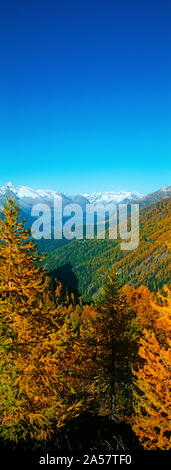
0,0,170,195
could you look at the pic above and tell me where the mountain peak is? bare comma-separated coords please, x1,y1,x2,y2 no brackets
2,182,16,190
161,185,171,192
82,190,143,205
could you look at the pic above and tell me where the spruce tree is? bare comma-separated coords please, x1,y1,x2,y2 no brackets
93,272,137,419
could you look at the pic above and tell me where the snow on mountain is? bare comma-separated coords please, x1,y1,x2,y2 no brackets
158,185,171,193
3,183,170,211
0,182,170,225
0,182,40,200
135,185,171,208
0,184,143,209
0,183,72,208
82,190,143,205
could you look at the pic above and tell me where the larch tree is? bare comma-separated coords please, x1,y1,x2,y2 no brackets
123,284,158,330
132,287,171,449
54,302,100,411
0,197,82,443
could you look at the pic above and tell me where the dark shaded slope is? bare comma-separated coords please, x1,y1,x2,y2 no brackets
43,198,171,301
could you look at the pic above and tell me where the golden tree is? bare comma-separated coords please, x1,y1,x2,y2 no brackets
0,198,82,442
54,302,100,410
123,284,157,330
132,288,171,449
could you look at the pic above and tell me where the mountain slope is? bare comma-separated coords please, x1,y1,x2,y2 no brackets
43,197,171,301
135,185,171,208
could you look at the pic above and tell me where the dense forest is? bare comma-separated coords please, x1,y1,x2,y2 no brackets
42,198,171,301
0,197,170,458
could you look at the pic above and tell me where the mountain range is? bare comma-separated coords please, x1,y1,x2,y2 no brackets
0,182,171,212
0,182,170,300
0,182,143,210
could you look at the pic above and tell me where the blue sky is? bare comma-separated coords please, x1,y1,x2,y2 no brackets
0,0,170,195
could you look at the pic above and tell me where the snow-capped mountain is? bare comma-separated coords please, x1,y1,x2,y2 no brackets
0,183,170,235
0,182,72,210
0,182,41,201
82,190,143,205
0,183,143,209
1,183,170,214
0,183,76,230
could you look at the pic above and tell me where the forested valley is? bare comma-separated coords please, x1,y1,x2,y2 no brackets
0,198,170,458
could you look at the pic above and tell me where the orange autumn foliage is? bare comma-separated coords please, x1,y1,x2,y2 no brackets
0,198,84,442
123,284,157,329
132,287,171,449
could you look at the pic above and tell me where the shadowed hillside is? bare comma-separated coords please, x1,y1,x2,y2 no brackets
42,198,171,301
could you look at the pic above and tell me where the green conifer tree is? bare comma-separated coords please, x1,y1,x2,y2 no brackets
93,273,138,419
